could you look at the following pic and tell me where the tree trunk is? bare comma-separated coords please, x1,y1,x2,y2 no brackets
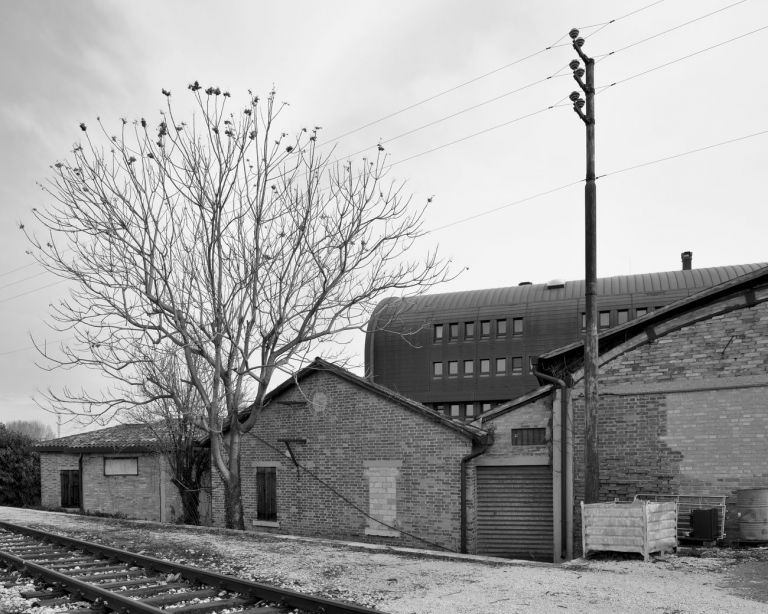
223,428,245,530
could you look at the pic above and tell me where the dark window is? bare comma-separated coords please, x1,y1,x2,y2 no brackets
496,319,507,337
480,320,490,338
433,362,443,377
448,322,459,341
511,356,523,375
60,470,80,508
435,404,447,415
448,360,458,376
495,357,506,375
635,307,648,318
599,311,611,329
463,359,474,376
512,317,524,335
433,324,444,342
617,309,629,325
465,322,475,339
104,457,138,476
465,403,476,418
256,467,277,521
511,427,547,446
479,358,490,375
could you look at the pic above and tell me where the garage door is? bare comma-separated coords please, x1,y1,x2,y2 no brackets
476,465,553,561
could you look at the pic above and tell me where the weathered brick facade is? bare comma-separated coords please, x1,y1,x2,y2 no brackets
211,364,485,551
564,279,768,545
40,451,182,522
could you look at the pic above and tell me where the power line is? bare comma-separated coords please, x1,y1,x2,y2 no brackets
0,280,66,305
576,0,667,29
0,270,50,291
428,128,768,234
594,0,749,61
320,0,669,146
0,262,38,278
599,24,768,92
0,336,75,357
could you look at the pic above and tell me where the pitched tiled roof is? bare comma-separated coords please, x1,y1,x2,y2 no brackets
34,423,159,453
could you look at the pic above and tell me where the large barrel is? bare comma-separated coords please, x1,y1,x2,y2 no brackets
737,488,768,542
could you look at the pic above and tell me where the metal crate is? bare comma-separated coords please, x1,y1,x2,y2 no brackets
634,494,727,540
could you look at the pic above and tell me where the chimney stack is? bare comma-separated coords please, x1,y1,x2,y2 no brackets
681,251,692,271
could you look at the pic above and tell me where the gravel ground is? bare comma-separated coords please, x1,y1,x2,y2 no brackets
0,507,766,613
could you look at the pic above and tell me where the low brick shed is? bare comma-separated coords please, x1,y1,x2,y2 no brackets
210,359,491,552
534,264,768,554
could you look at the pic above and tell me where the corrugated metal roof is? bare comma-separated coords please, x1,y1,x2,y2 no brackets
382,264,766,313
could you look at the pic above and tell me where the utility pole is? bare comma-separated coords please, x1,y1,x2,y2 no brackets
569,28,599,504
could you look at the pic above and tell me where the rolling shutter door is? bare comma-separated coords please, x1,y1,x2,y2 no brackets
476,465,553,561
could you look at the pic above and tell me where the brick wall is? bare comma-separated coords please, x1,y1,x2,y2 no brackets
40,452,182,522
211,369,475,551
571,299,768,544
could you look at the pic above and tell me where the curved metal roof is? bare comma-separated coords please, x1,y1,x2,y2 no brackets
378,263,766,314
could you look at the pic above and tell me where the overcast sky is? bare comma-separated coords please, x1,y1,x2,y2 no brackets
1,0,766,435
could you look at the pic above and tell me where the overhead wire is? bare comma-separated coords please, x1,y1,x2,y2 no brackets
0,270,50,291
0,280,66,305
320,0,669,147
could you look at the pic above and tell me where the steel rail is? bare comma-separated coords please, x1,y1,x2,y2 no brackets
0,521,388,614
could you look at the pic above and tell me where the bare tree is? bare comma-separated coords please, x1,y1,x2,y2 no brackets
5,420,55,442
26,84,450,529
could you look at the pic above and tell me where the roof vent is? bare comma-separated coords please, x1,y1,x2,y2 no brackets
546,279,565,289
518,281,532,286
681,251,692,271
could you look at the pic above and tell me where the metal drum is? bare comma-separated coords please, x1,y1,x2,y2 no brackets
738,488,768,542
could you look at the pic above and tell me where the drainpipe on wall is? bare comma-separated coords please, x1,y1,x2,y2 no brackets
460,443,489,554
78,453,84,513
533,370,572,561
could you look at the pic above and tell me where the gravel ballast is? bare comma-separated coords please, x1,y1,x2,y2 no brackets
0,507,766,613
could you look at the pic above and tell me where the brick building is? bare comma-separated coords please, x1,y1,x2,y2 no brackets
532,263,768,556
37,423,206,523
210,359,491,553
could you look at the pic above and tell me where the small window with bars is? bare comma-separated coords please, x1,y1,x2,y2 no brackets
510,427,546,446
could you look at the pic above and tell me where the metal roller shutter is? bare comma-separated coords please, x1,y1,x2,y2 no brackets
476,465,553,561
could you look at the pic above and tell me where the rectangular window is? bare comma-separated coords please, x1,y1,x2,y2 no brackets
481,402,492,413
617,309,629,325
448,360,459,376
496,319,507,337
512,317,524,335
479,358,490,375
448,322,459,341
449,404,461,417
464,322,475,339
511,427,547,446
465,403,476,418
60,470,80,508
104,457,138,476
480,320,490,338
511,356,523,375
599,311,611,329
463,359,474,376
433,324,444,342
435,404,447,415
256,467,277,521
495,357,506,375
580,312,586,330
433,362,443,377
635,307,648,318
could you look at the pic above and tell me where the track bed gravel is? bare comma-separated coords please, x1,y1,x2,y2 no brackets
1,507,766,613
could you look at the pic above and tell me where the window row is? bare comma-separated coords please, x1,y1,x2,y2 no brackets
432,356,531,378
432,401,501,420
581,305,665,330
434,318,523,343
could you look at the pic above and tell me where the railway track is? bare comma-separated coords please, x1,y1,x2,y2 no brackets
0,521,386,614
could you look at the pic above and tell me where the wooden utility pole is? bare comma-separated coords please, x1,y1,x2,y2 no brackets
569,28,599,503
